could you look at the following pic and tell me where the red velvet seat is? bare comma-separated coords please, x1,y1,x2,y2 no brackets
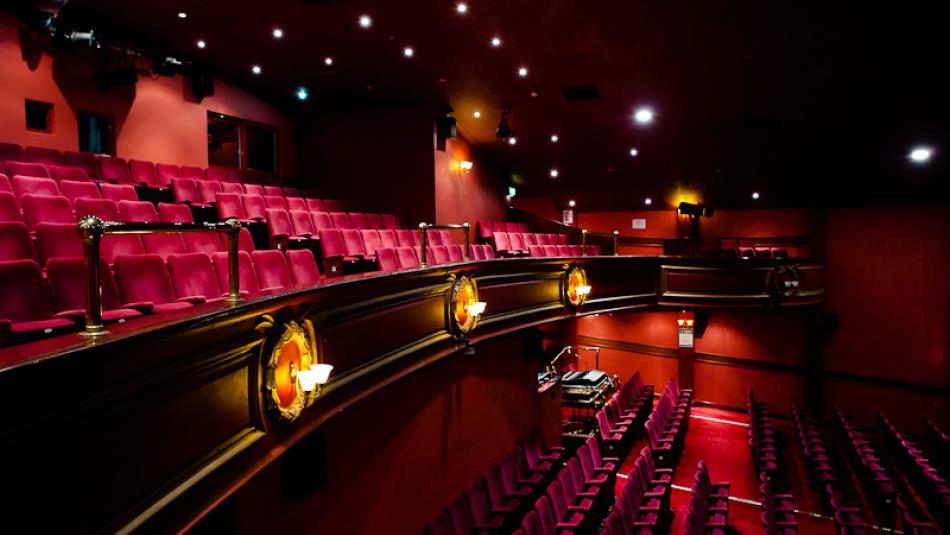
446,244,464,262
493,231,514,255
329,212,351,229
158,203,225,254
311,211,333,231
289,210,316,238
523,233,539,247
166,252,227,303
376,248,400,271
430,245,449,264
48,165,89,183
157,202,193,222
118,200,181,261
0,173,9,193
243,195,268,221
427,230,443,246
0,222,37,261
59,180,100,207
243,183,265,197
263,195,286,210
206,168,229,182
5,161,49,179
381,214,399,229
378,229,398,249
569,245,584,256
0,142,25,163
0,259,80,343
46,257,145,323
74,197,118,220
286,249,322,286
286,197,307,212
21,194,73,230
395,229,415,247
156,164,181,185
364,213,383,229
25,147,63,167
129,160,163,188
348,212,369,229
263,185,282,197
198,180,223,205
211,250,259,296
305,198,325,213
114,254,203,312
267,208,309,247
360,229,382,256
537,234,552,246
221,182,244,195
341,228,367,258
556,245,571,256
172,178,205,206
216,192,249,221
180,165,205,181
252,250,293,292
528,245,545,257
98,157,132,183
100,183,138,202
12,175,60,202
63,151,99,179
396,246,419,269
117,200,159,222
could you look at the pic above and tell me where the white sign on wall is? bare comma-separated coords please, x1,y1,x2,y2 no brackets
631,218,647,230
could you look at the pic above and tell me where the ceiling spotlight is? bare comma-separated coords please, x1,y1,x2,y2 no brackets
634,107,654,124
644,197,652,206
251,65,262,75
272,28,284,39
909,146,933,163
358,15,372,29
295,86,309,101
323,56,333,66
550,134,559,143
568,200,576,208
751,192,760,200
177,12,187,19
403,46,414,57
508,137,517,146
491,36,502,47
196,40,206,49
549,169,559,178
629,147,639,157
473,110,481,118
456,2,469,13
517,67,528,78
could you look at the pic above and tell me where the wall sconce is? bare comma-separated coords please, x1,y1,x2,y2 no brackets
676,310,694,327
467,301,487,317
297,363,333,393
460,160,474,171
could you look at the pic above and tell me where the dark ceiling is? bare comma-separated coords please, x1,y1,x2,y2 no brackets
56,0,948,210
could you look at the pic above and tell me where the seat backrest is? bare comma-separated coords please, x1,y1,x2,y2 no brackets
211,250,259,296
381,214,399,230
206,167,229,182
377,229,398,249
172,178,201,205
113,254,177,305
266,209,294,239
47,257,124,311
376,248,400,271
75,197,118,220
0,222,37,261
329,212,351,229
446,496,475,535
59,180,100,206
155,163,181,185
364,213,383,229
359,229,382,256
263,195,286,210
252,250,292,292
25,147,63,166
143,233,186,259
5,161,49,178
542,245,558,257
305,198,325,212
528,245,544,257
216,192,246,220
0,173,9,193
492,231,511,252
341,229,365,256
289,210,316,237
180,165,206,181
117,200,159,222
509,232,526,250
430,245,449,264
0,259,56,322
166,252,221,301
347,212,368,229
128,159,161,187
286,249,322,286
426,230,443,246
523,233,538,247
311,211,333,231
481,244,496,259
12,175,60,201
0,192,19,223
396,246,419,269
63,151,99,179
198,180,223,204
243,183,266,197
395,229,414,247
537,233,551,246
317,229,346,258
446,244,464,262
242,195,267,220
157,202,194,223
98,157,131,183
556,245,571,256
556,234,569,245
285,197,306,212
33,222,82,266
100,183,138,202
569,245,584,256
221,182,244,195
0,142,25,163
21,194,73,230
48,165,89,183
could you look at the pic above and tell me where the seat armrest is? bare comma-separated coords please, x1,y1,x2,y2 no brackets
53,310,87,323
176,295,207,305
122,301,156,314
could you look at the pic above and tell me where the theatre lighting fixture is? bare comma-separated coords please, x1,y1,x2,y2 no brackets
629,147,639,157
473,110,481,118
456,3,469,14
909,146,933,163
295,86,309,101
575,285,592,297
66,29,98,48
568,200,576,207
644,197,652,206
508,137,517,145
634,107,654,124
508,186,517,197
359,15,372,28
677,202,713,218
459,160,474,172
196,39,206,49
177,12,187,19
324,56,333,66
752,191,760,200
677,310,695,328
491,36,502,47
551,134,559,143
403,46,414,57
518,67,529,78
272,28,284,39
251,65,262,75
467,301,487,317
550,168,559,178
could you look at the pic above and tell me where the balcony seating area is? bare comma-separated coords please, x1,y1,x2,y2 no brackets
477,219,602,258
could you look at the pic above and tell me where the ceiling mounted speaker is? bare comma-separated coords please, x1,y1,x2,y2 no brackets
436,116,456,152
191,69,215,102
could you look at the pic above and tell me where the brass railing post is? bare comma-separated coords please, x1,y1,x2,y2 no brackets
418,222,429,268
224,218,242,304
581,229,588,256
79,216,107,337
613,230,620,256
463,222,471,261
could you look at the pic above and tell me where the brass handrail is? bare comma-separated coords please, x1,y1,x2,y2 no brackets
78,216,243,338
581,229,621,256
417,222,471,268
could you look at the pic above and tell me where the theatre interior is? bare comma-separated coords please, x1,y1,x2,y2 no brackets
0,0,947,533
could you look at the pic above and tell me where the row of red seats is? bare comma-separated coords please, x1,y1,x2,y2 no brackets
0,249,322,346
529,244,602,257
214,194,394,228
683,460,731,535
735,247,789,259
924,418,949,473
493,231,571,257
1,200,254,266
376,245,496,272
600,446,675,534
477,220,531,241
747,388,785,485
596,372,655,457
643,380,692,470
760,471,797,534
834,407,902,526
877,412,948,531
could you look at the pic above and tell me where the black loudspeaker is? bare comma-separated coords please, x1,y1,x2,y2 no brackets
191,69,215,102
435,116,456,151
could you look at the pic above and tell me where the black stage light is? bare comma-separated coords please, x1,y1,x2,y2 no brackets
677,202,713,218
496,108,513,140
152,56,183,77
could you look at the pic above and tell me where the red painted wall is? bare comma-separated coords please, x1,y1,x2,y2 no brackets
0,14,297,174
434,135,506,244
210,334,554,535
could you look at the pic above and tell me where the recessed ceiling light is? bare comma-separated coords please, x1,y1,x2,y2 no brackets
324,56,333,66
296,86,309,101
177,12,187,19
644,197,652,206
456,3,469,14
251,65,262,75
508,136,517,146
549,169,559,178
550,134,559,143
517,67,528,78
909,146,933,163
629,147,639,157
568,200,576,208
272,28,284,39
403,46,414,58
751,191,760,200
491,36,502,47
196,40,206,49
358,15,372,29
473,110,481,118
634,107,654,124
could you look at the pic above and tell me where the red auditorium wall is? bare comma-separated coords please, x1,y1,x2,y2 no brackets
0,13,297,174
202,334,557,535
434,135,506,243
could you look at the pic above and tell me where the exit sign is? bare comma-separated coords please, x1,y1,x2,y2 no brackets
631,218,647,230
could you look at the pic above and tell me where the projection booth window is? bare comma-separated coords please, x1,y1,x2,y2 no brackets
207,112,277,173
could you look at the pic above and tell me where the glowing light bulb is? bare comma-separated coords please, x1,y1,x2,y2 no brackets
634,107,654,124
